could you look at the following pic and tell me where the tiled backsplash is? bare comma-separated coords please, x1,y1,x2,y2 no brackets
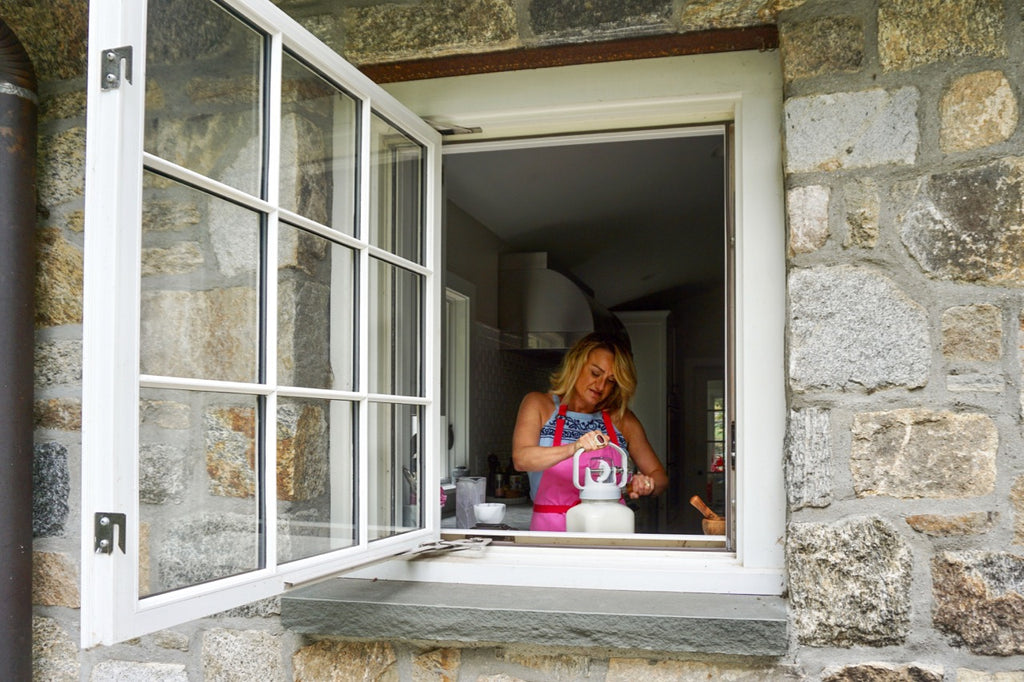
468,322,556,477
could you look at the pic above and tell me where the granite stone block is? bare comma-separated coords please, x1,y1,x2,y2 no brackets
342,0,517,63
940,70,1018,153
899,159,1024,285
530,0,672,39
201,629,284,682
784,407,832,509
787,185,829,256
822,663,943,682
787,517,912,647
906,512,997,537
780,16,863,82
942,304,1002,361
879,0,1005,71
785,88,918,173
851,409,997,499
788,266,930,392
933,551,1024,655
34,339,82,388
32,616,79,682
35,226,83,328
33,441,70,538
292,640,397,681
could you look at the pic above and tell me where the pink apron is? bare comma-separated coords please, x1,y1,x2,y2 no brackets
529,403,621,532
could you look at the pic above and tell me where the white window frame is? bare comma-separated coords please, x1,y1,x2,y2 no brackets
443,283,472,480
350,50,787,596
81,0,442,647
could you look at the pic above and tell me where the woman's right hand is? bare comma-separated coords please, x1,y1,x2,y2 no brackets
575,430,609,451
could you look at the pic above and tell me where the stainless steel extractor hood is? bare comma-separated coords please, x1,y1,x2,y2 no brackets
499,252,625,350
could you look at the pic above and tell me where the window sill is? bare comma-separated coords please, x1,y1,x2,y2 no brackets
281,578,788,656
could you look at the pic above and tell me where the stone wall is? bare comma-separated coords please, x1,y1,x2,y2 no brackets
781,0,1024,678
14,0,1024,679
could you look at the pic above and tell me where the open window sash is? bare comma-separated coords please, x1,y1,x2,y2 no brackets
81,0,442,647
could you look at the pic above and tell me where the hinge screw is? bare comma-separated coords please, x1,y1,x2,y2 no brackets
99,516,110,526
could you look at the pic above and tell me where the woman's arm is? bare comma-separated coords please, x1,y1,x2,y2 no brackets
511,392,608,472
618,410,669,498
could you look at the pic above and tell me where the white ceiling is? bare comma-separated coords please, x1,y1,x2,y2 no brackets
443,131,726,309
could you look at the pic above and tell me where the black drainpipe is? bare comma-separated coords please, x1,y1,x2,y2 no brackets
0,17,37,682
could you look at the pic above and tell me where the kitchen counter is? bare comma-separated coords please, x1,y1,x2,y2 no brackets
441,501,533,530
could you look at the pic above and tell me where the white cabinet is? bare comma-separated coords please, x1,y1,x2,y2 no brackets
618,311,669,462
618,311,669,529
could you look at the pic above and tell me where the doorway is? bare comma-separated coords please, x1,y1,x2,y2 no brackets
442,125,729,537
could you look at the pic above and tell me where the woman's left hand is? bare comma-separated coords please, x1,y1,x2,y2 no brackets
626,473,656,499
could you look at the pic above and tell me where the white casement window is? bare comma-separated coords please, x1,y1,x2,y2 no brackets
81,0,441,646
82,0,785,648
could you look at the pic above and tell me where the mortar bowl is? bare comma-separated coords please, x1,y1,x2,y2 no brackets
702,518,726,535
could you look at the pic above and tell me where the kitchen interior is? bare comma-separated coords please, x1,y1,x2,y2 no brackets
440,127,728,536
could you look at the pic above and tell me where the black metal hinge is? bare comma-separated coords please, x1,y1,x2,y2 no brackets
94,512,126,555
101,46,133,90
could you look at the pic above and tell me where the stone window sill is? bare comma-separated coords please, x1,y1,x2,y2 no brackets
281,578,788,656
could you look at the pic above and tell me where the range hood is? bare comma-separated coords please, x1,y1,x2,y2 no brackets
499,252,625,351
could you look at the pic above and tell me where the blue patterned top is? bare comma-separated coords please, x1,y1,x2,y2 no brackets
529,394,629,499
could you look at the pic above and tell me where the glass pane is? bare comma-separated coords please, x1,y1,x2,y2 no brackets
369,113,423,262
706,379,724,409
138,388,261,596
280,52,358,234
368,258,422,396
367,402,422,540
277,397,356,563
145,0,264,197
140,171,261,383
278,223,355,390
705,411,718,440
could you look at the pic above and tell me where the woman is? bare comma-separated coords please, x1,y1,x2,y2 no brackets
513,332,669,531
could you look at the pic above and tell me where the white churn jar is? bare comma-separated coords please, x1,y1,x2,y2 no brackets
565,445,634,534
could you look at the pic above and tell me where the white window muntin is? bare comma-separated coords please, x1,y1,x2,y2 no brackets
82,0,441,646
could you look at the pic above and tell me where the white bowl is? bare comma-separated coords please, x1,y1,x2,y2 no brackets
474,502,506,525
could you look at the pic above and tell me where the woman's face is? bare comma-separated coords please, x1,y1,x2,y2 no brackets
572,348,616,412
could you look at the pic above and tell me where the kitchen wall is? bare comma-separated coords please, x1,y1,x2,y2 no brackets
447,199,558,477
468,323,554,473
444,201,502,328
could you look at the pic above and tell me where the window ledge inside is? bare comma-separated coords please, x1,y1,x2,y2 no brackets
281,578,788,656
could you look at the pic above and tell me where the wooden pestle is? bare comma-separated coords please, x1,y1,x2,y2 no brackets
689,495,721,520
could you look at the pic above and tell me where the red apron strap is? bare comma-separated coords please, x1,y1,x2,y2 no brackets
553,402,568,446
600,410,618,445
533,501,581,514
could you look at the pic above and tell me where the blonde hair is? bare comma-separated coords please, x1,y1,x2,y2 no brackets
549,332,636,421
